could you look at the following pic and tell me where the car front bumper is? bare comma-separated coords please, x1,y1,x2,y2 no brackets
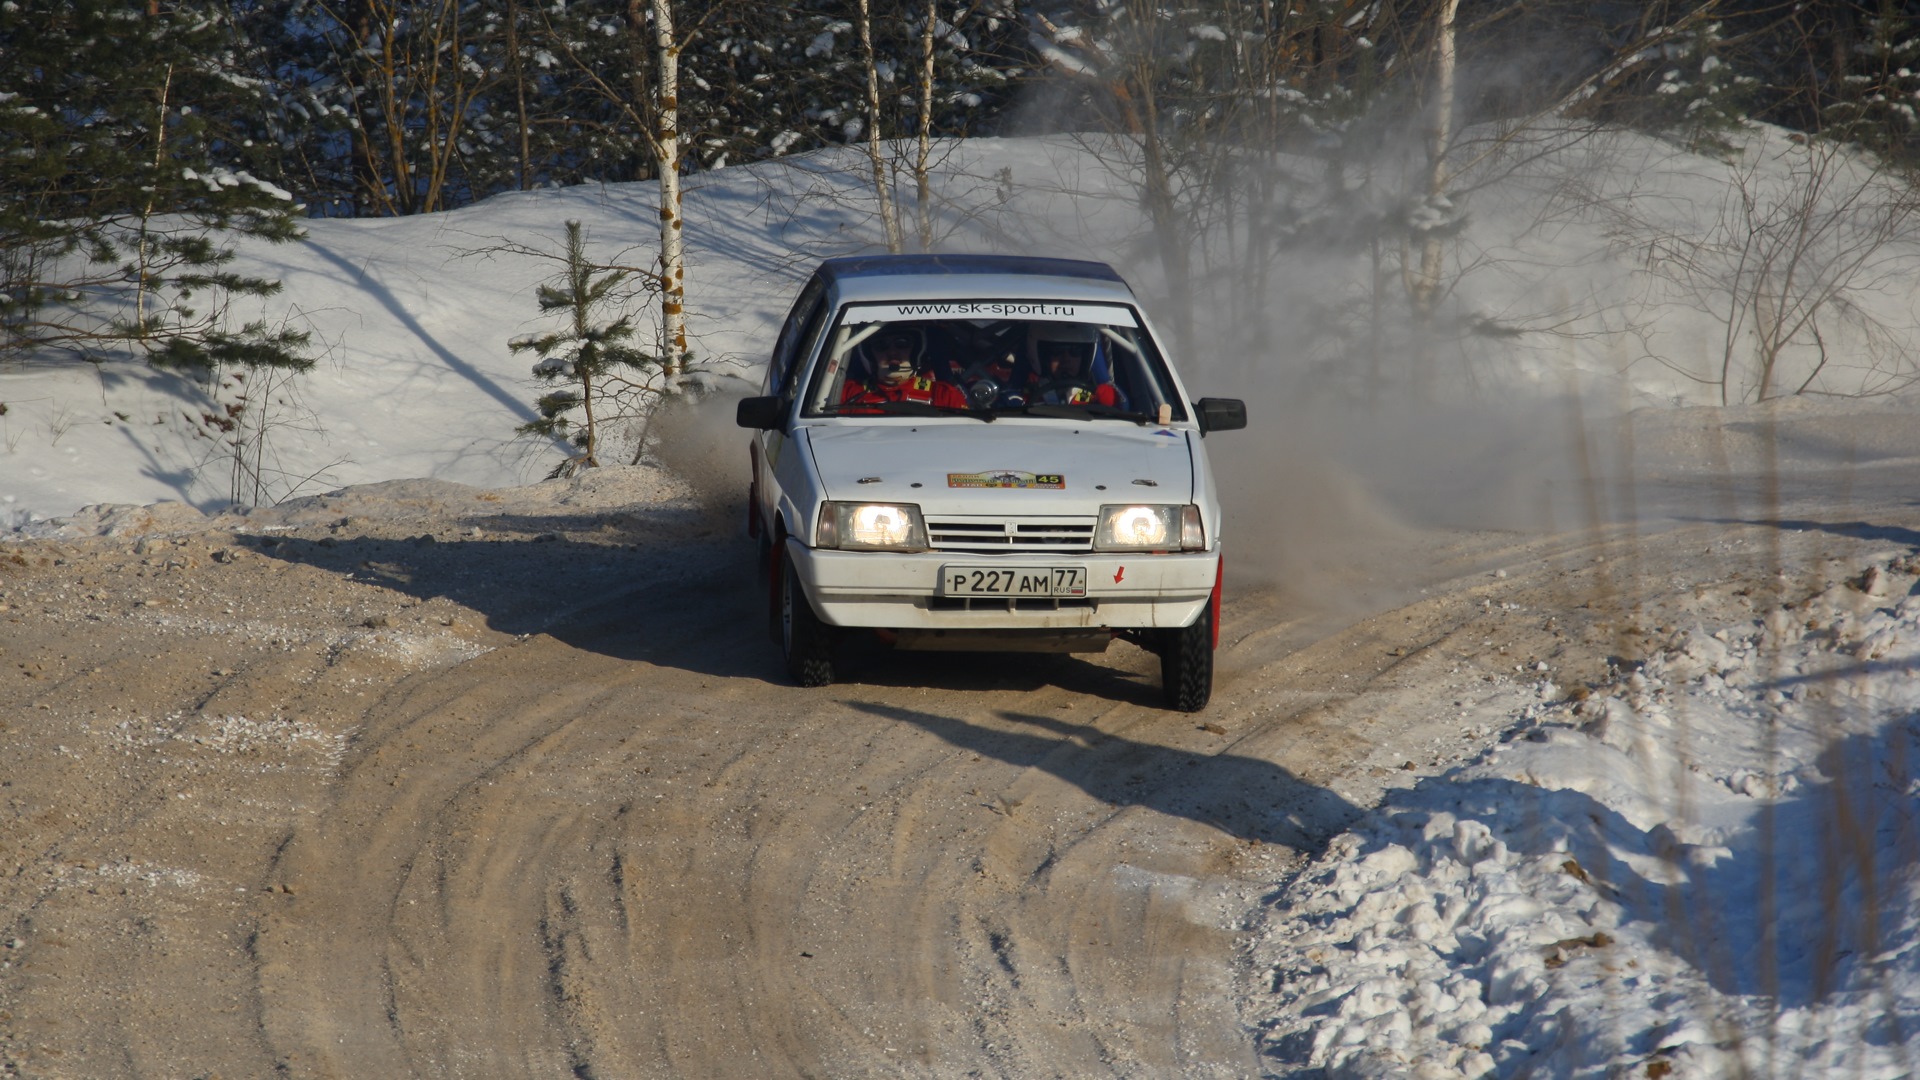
787,541,1218,631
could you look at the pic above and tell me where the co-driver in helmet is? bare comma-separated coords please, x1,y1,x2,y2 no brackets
1027,324,1119,407
841,326,967,409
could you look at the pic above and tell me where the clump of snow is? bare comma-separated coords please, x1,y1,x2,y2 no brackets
1252,557,1920,1077
11,500,230,541
328,624,490,669
91,861,207,892
185,713,350,762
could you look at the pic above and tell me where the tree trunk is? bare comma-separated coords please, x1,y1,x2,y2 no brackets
857,0,904,253
914,0,937,251
343,0,388,216
375,2,415,214
414,0,467,215
137,61,174,337
650,0,688,373
507,0,531,191
1408,0,1459,320
1129,40,1193,358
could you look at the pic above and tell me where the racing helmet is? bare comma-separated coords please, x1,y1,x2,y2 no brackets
1027,322,1097,374
861,324,926,385
865,325,925,365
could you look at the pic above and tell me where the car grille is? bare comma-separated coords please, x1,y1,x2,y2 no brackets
925,516,1097,555
928,596,1096,612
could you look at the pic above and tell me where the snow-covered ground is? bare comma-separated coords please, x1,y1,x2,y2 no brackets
1251,549,1920,1077
5,127,1920,1076
9,125,1919,531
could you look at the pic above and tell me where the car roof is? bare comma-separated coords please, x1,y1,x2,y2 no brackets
817,254,1140,306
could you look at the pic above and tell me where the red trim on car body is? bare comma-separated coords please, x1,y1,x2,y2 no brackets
1209,556,1223,650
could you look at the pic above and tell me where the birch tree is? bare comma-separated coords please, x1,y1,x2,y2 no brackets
1405,0,1460,320
641,0,689,373
856,0,906,253
913,0,939,251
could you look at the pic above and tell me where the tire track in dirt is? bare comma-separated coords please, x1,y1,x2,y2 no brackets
9,507,1753,1078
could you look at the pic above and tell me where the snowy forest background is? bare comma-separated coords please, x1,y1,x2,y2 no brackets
8,0,1920,507
14,0,1920,220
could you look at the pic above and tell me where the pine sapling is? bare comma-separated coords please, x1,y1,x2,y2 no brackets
511,221,659,477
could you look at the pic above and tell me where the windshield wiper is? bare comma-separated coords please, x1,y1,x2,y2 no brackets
1006,403,1156,422
835,399,943,416
836,400,993,420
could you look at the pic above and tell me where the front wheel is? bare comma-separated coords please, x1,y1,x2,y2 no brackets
1159,603,1213,712
781,559,836,687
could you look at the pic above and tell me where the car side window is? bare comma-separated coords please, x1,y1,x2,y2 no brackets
787,296,834,399
1098,325,1187,421
765,278,827,397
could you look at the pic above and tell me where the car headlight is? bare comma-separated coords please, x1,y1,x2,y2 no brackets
816,502,929,551
1095,504,1206,552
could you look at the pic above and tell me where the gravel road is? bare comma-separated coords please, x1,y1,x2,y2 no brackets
4,404,1916,1078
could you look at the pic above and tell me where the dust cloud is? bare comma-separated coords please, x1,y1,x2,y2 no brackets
1198,384,1639,614
645,387,755,530
1164,255,1646,617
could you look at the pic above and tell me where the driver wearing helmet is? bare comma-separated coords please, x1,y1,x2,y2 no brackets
1027,324,1119,407
841,326,968,409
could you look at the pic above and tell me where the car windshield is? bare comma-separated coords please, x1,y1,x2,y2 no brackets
799,301,1189,422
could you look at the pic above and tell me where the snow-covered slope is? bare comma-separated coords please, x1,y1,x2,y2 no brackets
7,127,1919,532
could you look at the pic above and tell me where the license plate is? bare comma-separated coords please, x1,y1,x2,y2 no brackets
941,566,1088,598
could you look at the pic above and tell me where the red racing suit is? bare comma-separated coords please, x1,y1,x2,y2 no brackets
1029,378,1119,407
841,373,968,410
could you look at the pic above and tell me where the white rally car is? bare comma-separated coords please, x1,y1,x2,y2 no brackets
737,255,1246,711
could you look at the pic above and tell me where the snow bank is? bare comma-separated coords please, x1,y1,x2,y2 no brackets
1252,556,1920,1077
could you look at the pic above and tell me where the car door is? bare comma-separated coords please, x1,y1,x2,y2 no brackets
752,277,830,539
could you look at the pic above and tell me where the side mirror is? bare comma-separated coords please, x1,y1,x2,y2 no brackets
1195,397,1247,434
736,396,786,431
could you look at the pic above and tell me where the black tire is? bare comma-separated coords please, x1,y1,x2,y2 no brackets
781,559,836,687
763,533,783,644
1160,604,1213,712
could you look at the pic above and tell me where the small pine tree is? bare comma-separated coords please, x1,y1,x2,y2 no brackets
510,221,660,478
1822,6,1920,163
1649,19,1753,157
0,0,312,375
1574,9,1753,159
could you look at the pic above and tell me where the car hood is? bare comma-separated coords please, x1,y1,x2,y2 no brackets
802,421,1195,510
